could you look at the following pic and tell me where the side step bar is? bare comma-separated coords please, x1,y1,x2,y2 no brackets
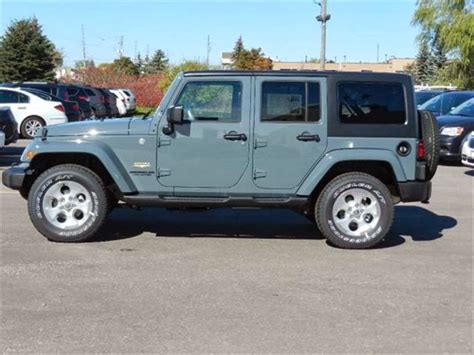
121,194,309,209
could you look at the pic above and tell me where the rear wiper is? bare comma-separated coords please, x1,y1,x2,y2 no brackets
142,109,154,120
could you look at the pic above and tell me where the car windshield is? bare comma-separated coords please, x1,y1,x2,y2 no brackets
419,94,441,111
449,98,474,117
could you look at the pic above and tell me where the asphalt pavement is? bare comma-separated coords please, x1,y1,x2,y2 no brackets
1,140,472,353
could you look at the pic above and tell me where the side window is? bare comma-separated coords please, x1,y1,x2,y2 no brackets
444,94,472,113
176,81,242,122
67,88,79,97
261,81,320,122
338,82,406,124
85,89,95,96
0,90,19,103
18,93,29,103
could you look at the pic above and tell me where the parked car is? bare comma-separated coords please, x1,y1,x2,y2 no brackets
0,107,18,147
21,88,82,122
77,86,107,118
419,91,474,117
116,88,136,114
0,87,67,139
438,97,474,162
2,71,438,249
109,89,127,116
97,88,119,117
7,82,93,120
461,132,474,167
415,90,444,107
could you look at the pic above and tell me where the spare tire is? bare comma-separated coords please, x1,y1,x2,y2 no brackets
418,110,440,181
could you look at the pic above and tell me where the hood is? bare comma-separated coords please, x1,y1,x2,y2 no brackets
437,114,474,128
45,118,132,137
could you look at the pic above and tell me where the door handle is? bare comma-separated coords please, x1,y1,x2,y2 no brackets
224,131,247,142
18,107,27,109
297,132,320,142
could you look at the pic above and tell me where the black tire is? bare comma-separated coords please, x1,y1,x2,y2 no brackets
21,116,45,139
315,173,394,249
28,164,109,242
419,110,440,180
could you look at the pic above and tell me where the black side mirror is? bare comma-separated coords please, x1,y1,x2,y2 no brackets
168,105,184,125
162,105,184,135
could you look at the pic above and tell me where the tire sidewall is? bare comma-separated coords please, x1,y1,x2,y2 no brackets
28,167,107,242
319,177,393,248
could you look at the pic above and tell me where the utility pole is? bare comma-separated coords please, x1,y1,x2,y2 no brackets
118,36,124,58
315,0,331,70
206,35,211,66
81,24,87,66
134,40,138,62
377,43,380,63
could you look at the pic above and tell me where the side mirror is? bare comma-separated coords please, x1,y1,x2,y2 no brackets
162,105,184,135
167,105,184,125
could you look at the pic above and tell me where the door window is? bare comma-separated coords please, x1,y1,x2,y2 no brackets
0,90,20,103
175,81,242,122
261,82,320,122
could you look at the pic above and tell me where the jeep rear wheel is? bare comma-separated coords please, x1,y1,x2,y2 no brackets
419,110,440,180
315,173,394,249
28,164,109,242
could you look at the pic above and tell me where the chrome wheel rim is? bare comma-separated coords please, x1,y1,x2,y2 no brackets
42,181,93,230
332,188,381,238
25,120,42,137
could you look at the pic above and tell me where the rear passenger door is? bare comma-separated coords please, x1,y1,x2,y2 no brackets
253,77,327,190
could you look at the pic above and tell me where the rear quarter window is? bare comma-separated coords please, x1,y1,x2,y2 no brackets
338,82,406,124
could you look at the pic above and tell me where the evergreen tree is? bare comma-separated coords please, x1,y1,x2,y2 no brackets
136,52,144,74
415,41,435,85
0,17,58,81
431,31,448,70
145,49,169,74
112,56,139,76
231,36,245,68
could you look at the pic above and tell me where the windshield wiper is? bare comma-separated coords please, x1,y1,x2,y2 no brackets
142,109,154,120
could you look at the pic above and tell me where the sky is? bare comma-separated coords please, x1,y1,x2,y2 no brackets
1,0,420,67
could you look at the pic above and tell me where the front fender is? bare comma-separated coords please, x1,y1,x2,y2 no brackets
297,148,407,196
26,139,137,193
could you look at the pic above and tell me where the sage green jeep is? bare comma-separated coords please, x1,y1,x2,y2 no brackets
2,71,439,248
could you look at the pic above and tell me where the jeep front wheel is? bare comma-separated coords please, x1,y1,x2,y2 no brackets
28,164,109,242
315,173,394,249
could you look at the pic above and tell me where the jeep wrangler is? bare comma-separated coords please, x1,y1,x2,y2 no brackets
2,71,439,249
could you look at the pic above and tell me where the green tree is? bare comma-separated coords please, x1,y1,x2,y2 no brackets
159,60,209,92
145,49,169,74
413,0,474,88
0,17,58,81
111,56,139,76
231,37,272,70
415,40,435,85
75,59,95,69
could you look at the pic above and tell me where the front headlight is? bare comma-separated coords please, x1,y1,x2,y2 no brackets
441,127,464,136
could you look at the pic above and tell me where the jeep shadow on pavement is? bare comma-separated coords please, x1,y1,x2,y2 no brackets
2,71,441,249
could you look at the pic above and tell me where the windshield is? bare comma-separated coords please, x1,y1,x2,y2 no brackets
449,98,474,117
416,91,440,106
419,94,441,111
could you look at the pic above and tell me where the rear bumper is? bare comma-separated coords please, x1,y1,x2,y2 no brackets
2,164,29,190
399,180,432,203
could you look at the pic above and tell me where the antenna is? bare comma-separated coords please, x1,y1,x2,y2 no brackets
206,35,211,66
81,24,87,65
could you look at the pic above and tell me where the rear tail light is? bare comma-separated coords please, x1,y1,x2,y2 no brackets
417,140,425,160
54,104,65,113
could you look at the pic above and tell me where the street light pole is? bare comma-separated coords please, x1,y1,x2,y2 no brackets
316,0,331,70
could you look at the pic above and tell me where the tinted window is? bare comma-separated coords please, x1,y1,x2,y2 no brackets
85,89,95,96
450,98,474,117
444,94,474,114
0,90,19,103
261,82,320,122
67,87,79,97
18,93,29,103
176,81,242,122
338,82,406,124
420,94,441,112
416,91,440,106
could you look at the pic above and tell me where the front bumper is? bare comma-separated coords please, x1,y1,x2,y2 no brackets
399,181,432,203
2,164,29,190
439,135,462,160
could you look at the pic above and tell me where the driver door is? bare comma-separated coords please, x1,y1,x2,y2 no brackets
156,77,251,191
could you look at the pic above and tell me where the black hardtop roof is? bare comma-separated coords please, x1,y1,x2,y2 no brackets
183,70,411,80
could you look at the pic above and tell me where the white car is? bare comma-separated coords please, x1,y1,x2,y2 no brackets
461,132,474,167
109,89,127,116
0,87,67,139
117,88,136,113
